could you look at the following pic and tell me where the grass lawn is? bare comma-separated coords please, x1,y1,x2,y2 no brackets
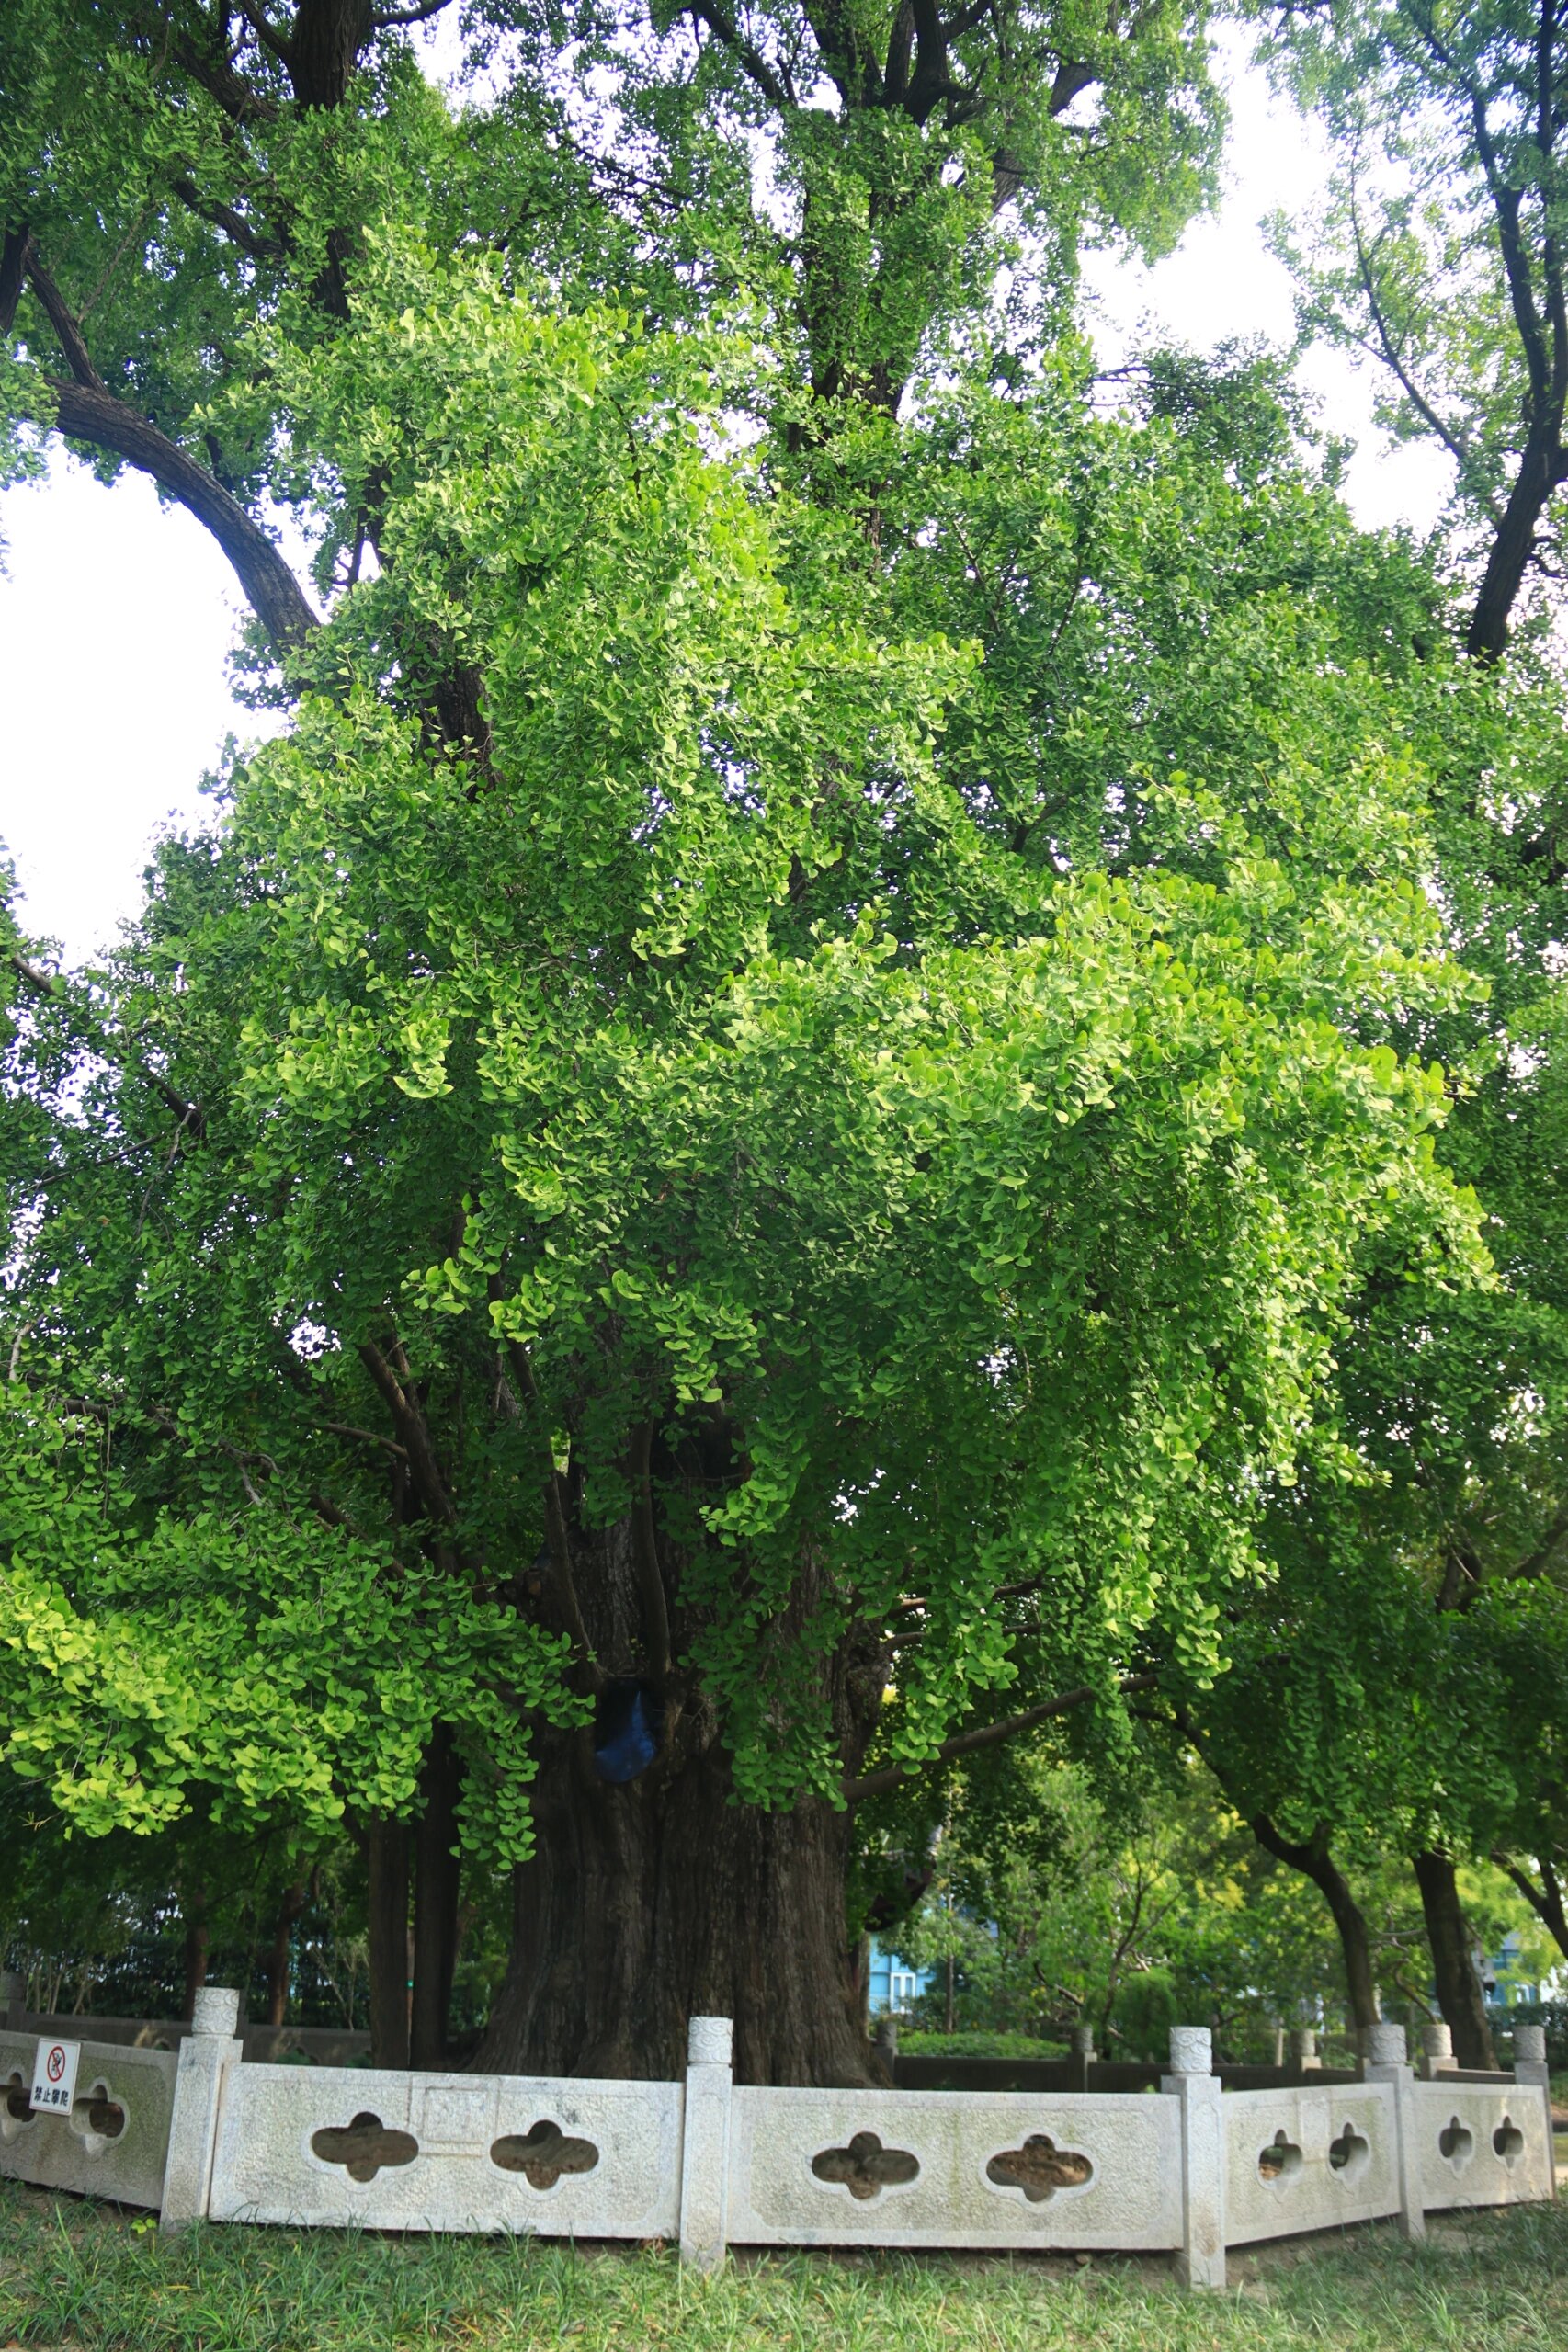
1,2184,1565,2351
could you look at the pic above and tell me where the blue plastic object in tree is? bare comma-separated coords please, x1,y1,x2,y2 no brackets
593,1680,663,1783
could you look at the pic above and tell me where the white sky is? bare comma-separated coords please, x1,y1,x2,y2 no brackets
0,39,1452,969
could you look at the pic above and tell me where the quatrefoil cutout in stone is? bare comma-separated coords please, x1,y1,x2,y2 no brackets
489,2120,599,2187
1258,2129,1303,2186
1493,2115,1525,2165
1438,2115,1474,2168
311,2110,419,2182
68,2081,125,2158
985,2132,1094,2204
811,2130,920,2201
1327,2121,1370,2184
1,2070,34,2142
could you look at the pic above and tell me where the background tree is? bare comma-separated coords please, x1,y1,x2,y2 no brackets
1266,0,1568,660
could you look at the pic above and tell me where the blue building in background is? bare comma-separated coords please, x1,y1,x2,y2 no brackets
1483,1930,1562,2004
867,1939,935,2016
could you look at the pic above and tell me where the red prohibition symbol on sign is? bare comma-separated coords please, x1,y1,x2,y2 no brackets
45,2046,65,2084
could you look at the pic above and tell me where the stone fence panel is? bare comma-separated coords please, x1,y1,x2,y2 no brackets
725,2083,1183,2252
1222,2083,1400,2246
0,2028,177,2210
1415,2078,1555,2212
206,2060,683,2238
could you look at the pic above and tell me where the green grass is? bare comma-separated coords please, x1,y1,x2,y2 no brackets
1,2184,1566,2351
897,2031,1065,2060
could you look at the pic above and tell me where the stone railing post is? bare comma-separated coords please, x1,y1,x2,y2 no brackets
0,1971,25,2032
1069,2023,1095,2093
678,2015,733,2273
1419,2020,1454,2080
1289,2027,1320,2075
1163,2026,1225,2289
1512,2023,1556,2199
1362,2020,1423,2242
159,1987,243,2233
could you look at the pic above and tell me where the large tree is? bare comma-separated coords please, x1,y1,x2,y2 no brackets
0,6,1505,2083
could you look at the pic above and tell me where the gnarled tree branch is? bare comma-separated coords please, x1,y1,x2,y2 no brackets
843,1672,1157,1801
44,376,317,650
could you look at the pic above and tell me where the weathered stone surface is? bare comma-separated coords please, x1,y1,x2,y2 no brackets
161,2016,244,2233
1168,2028,1212,2077
207,2063,684,2236
724,2086,1181,2250
1420,2022,1455,2078
678,2016,733,2272
1224,2085,1399,2246
1164,2066,1226,2287
0,2029,176,2210
1415,2081,1555,2211
190,1990,240,2039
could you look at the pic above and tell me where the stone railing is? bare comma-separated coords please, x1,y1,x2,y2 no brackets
0,1996,1553,2287
0,2025,180,2212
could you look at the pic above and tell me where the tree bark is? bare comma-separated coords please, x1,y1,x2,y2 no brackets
477,1729,876,2085
1414,1849,1497,2069
1249,1816,1382,2037
1494,1849,1568,1962
45,379,319,651
478,1483,884,2086
411,1723,462,2068
263,1876,309,2028
367,1816,411,2068
180,1892,210,2023
1466,419,1563,661
284,0,375,109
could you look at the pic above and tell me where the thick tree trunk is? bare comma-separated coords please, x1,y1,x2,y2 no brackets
1249,1816,1381,2038
1414,1849,1497,2070
263,1876,309,2028
480,1469,884,2086
411,1724,462,2068
367,1817,411,2069
477,1728,875,2085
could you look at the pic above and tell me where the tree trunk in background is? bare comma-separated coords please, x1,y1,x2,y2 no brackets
411,1724,462,2068
367,1817,411,2069
1249,1816,1382,2038
263,1877,309,2028
1494,1850,1568,1964
1414,1849,1497,2070
1465,418,1562,663
181,1897,210,2023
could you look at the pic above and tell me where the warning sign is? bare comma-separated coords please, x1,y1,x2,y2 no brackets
29,2039,80,2116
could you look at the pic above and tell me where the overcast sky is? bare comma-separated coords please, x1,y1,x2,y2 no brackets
0,37,1452,970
